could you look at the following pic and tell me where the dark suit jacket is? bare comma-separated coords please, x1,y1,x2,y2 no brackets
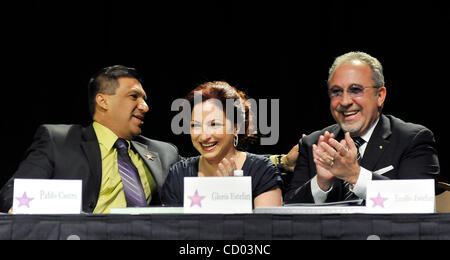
284,114,440,204
0,124,180,213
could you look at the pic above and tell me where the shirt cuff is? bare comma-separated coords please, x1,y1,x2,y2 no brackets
311,175,333,203
350,167,373,199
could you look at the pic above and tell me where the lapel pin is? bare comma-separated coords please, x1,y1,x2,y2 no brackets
144,153,154,161
379,145,383,150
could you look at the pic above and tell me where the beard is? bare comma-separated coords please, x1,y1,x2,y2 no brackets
339,120,364,135
334,104,364,135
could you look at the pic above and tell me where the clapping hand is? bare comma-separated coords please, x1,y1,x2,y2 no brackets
312,131,336,191
216,157,237,177
313,132,361,187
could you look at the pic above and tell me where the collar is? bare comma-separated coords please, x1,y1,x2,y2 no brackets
359,116,380,143
92,121,129,156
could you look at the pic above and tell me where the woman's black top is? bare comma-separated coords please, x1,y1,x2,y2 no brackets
161,152,283,206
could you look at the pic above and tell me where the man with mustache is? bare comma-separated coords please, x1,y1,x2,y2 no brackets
0,65,180,213
285,51,440,204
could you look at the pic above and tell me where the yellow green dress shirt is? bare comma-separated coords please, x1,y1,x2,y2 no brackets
92,122,157,214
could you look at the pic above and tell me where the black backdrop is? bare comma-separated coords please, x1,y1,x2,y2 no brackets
2,1,449,187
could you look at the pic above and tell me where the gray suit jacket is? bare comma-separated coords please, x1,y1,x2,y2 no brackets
0,124,180,213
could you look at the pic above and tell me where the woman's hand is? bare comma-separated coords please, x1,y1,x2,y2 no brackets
216,157,237,177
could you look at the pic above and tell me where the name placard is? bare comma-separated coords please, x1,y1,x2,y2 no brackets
366,179,435,214
13,179,82,215
184,177,252,214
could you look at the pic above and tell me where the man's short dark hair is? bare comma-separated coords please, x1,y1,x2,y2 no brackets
87,65,143,118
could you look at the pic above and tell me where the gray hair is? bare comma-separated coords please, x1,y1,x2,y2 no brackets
327,51,385,88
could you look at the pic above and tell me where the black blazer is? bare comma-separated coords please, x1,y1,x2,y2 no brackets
284,114,440,203
0,124,180,213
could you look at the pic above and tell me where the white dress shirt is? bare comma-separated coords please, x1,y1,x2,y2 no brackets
311,117,380,203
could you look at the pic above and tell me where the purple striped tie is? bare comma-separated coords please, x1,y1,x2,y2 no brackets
115,138,148,207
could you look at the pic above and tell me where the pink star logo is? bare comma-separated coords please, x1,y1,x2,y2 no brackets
16,192,34,208
188,190,205,208
370,192,388,208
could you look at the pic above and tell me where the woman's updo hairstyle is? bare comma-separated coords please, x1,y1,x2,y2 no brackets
186,81,256,150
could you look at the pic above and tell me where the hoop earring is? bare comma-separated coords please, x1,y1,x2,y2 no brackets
233,135,239,148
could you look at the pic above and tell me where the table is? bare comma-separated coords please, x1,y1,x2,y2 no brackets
1,213,450,240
